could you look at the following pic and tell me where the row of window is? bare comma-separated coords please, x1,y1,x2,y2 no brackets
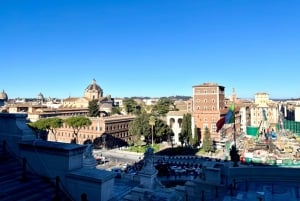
194,89,217,94
195,99,216,103
56,131,129,139
202,123,218,132
196,106,216,110
59,123,129,131
105,123,128,131
57,132,95,139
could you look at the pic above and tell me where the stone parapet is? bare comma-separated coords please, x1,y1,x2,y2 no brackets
0,113,115,201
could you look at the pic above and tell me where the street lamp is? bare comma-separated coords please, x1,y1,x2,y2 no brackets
102,134,106,150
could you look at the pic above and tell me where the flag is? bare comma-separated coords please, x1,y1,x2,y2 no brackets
216,103,235,132
225,103,235,124
216,117,225,132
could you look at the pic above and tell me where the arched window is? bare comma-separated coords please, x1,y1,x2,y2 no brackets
169,118,175,128
178,118,183,128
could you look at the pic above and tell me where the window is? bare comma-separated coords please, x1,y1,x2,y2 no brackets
212,124,216,132
178,118,183,128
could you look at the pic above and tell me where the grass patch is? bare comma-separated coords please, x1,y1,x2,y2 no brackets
128,144,160,153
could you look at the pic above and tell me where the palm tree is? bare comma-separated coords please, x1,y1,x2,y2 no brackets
149,116,156,146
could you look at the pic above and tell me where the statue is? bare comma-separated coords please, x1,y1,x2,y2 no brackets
143,147,154,168
83,143,97,168
84,143,93,159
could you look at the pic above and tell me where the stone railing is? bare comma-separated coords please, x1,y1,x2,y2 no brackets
0,113,115,201
226,166,300,185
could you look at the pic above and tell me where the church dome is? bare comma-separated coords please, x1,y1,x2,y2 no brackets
84,79,103,100
85,79,102,92
37,92,44,100
0,90,8,101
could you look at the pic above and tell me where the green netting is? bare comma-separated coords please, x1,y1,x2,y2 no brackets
252,157,262,163
246,126,259,136
283,120,300,133
245,157,252,163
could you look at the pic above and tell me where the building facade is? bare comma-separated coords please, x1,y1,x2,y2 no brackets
250,92,279,131
0,90,8,107
48,115,135,146
62,79,103,108
192,83,226,142
166,111,186,145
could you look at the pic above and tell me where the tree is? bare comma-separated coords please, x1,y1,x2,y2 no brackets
110,106,122,115
64,116,92,144
128,113,151,145
149,116,156,146
88,99,100,117
191,125,200,147
28,120,48,139
181,113,192,146
46,118,63,141
153,118,172,143
179,132,184,147
128,112,171,146
123,98,141,115
202,127,213,153
152,97,176,116
28,117,63,141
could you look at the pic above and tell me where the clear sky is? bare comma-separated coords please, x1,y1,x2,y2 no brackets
1,0,300,100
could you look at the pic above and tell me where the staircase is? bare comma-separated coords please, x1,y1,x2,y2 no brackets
0,141,73,201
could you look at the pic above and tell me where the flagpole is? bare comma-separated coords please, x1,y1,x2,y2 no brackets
233,119,236,148
232,111,239,167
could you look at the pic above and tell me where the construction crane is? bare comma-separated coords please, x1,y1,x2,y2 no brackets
256,108,269,140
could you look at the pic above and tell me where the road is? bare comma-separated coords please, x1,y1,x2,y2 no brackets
93,148,144,169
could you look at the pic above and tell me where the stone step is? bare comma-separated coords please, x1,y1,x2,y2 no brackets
0,143,72,201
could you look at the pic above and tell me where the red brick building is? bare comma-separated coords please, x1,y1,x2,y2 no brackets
192,83,226,142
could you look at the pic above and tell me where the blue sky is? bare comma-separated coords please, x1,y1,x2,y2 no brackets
1,0,300,99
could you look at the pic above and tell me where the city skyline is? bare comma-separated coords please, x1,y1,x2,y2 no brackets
1,1,300,99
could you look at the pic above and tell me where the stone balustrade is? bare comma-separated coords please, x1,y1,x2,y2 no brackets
0,113,115,201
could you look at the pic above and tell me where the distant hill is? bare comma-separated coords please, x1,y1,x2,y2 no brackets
166,95,191,101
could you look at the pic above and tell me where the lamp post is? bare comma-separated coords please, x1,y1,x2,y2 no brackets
102,134,106,150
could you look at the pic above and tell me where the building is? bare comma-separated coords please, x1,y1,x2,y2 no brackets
84,78,103,100
192,83,226,142
0,89,8,107
250,92,279,131
6,79,115,122
166,99,193,145
238,99,252,133
48,115,135,146
166,110,186,145
62,79,103,108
